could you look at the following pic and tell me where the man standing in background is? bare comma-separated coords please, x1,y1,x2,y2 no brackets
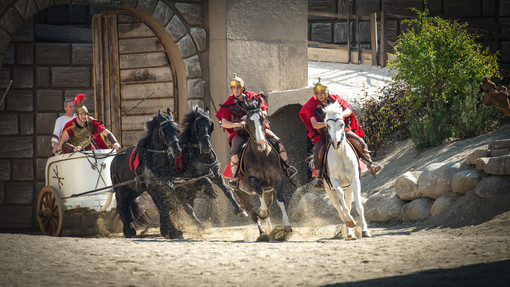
51,98,75,155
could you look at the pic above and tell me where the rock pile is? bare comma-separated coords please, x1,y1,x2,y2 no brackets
365,139,510,223
289,139,510,226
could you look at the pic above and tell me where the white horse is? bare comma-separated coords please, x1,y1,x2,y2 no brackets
323,101,371,239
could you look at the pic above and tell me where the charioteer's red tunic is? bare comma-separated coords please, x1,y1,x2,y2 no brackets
215,90,270,145
299,93,364,144
61,117,109,153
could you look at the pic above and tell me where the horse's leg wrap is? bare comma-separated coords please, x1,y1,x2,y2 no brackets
276,143,297,179
231,160,240,179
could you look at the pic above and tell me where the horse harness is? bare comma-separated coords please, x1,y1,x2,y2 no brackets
318,137,362,189
127,119,180,191
189,114,214,149
238,137,281,177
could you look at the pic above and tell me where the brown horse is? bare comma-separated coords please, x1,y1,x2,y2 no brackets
480,76,510,117
232,97,292,241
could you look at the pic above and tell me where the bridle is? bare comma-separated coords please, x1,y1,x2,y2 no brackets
326,116,346,143
191,115,212,149
244,109,265,142
147,118,180,157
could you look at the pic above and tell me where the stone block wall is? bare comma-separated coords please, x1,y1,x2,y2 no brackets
308,0,510,66
0,5,97,231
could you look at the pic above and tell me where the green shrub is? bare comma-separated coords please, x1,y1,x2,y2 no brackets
387,8,500,148
359,82,411,155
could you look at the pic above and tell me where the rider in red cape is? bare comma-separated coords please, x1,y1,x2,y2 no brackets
216,74,297,187
299,78,383,187
60,94,121,153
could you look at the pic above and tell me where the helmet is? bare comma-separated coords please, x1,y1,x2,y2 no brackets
313,77,329,95
229,73,244,88
74,94,88,115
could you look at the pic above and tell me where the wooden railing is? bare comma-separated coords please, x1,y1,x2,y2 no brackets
308,11,392,67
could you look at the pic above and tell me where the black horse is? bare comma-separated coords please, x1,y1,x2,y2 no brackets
110,109,183,239
233,97,292,240
173,106,247,229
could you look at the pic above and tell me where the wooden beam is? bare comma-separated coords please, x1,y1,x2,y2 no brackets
356,16,361,64
92,15,104,123
347,14,351,64
380,11,387,67
308,11,370,21
370,12,378,66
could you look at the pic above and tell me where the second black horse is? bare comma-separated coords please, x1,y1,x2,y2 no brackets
172,106,247,229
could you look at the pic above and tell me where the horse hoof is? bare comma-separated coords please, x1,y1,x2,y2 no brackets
284,225,293,233
362,230,372,238
256,233,270,242
124,228,136,238
346,234,356,240
164,230,183,239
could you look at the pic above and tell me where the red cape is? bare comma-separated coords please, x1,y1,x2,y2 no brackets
61,117,109,153
215,90,269,145
299,93,364,144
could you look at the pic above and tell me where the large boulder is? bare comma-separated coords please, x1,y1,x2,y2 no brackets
394,171,422,201
401,198,434,222
365,189,405,222
474,176,510,199
430,191,461,217
452,169,482,195
418,162,463,199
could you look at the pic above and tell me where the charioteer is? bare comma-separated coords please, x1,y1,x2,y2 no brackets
60,94,121,153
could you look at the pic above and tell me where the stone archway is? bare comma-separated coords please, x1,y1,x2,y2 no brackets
0,0,207,232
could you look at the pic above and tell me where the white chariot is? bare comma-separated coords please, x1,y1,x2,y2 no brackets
36,149,117,236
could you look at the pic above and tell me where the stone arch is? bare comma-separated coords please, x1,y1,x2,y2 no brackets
0,0,207,232
0,0,206,119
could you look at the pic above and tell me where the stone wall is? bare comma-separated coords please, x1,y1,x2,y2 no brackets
0,5,99,231
308,0,510,65
226,0,308,93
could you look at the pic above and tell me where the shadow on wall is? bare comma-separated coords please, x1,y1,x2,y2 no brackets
269,104,310,206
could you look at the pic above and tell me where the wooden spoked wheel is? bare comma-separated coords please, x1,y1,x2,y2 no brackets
37,186,64,236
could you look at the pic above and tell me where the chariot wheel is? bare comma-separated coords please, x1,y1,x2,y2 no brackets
37,186,64,236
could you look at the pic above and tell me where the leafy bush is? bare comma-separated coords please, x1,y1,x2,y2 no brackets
387,8,500,148
359,82,411,155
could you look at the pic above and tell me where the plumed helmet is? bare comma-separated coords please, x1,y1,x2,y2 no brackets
313,77,329,95
74,94,88,115
229,73,244,88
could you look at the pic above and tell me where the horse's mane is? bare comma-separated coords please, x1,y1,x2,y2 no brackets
245,96,263,111
323,101,344,117
179,107,211,146
138,111,179,149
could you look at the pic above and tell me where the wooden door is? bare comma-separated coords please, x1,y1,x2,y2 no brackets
92,12,177,147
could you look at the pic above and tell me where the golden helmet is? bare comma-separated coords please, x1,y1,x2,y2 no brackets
229,73,244,88
74,94,88,115
313,77,329,94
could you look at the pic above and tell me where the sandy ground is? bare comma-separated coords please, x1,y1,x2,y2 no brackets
2,62,510,286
